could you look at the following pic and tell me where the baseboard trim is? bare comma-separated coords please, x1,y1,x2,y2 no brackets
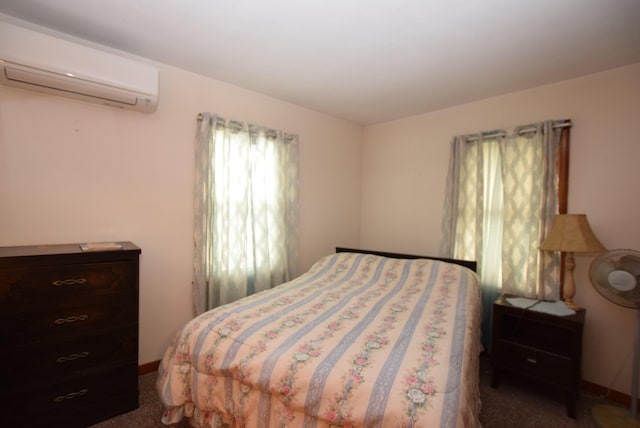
582,379,639,409
138,360,161,375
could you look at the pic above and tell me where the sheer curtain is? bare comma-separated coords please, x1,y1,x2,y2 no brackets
440,120,567,348
192,113,299,315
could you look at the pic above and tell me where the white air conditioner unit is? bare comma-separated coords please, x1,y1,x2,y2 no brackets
0,21,158,113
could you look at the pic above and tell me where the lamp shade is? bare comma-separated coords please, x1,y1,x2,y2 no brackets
540,214,606,253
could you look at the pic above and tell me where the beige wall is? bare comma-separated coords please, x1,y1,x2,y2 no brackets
0,61,363,364
360,62,640,396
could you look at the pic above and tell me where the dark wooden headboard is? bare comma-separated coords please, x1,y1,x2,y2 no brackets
335,247,477,272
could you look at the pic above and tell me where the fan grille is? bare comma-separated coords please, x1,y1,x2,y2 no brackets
589,249,640,309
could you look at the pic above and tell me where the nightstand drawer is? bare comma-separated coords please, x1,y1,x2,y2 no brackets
499,341,572,384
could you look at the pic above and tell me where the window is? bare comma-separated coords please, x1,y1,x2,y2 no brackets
441,120,570,347
192,114,299,314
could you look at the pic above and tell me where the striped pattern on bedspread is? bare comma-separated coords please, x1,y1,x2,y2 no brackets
158,252,482,428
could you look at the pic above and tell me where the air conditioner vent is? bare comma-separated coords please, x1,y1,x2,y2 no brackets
0,21,158,113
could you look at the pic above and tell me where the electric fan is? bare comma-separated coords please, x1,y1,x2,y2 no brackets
589,249,640,428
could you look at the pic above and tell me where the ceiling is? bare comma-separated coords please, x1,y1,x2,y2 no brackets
1,0,639,125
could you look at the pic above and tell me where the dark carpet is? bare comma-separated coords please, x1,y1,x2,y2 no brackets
90,354,625,427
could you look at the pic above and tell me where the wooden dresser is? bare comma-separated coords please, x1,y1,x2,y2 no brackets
0,242,141,427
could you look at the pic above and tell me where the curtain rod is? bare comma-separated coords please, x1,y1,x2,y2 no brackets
464,120,571,143
521,121,572,133
195,113,298,143
199,113,571,133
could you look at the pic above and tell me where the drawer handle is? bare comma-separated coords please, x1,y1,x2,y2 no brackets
54,314,89,324
53,388,88,403
526,356,538,365
56,351,90,363
52,278,88,286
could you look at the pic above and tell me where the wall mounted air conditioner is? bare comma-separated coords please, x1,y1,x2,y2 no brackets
0,21,158,113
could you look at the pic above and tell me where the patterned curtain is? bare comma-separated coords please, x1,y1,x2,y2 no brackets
192,113,299,315
440,120,566,348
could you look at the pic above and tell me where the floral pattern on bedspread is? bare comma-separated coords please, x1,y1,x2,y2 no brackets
158,252,482,428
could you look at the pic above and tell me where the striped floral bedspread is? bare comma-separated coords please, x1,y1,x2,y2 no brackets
158,252,482,427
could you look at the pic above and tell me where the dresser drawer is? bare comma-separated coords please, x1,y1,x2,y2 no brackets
1,363,138,428
0,297,137,345
499,340,572,385
0,328,137,387
0,261,138,304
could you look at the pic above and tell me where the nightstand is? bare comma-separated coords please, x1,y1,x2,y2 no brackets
491,294,585,418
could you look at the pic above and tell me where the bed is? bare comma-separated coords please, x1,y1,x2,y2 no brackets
157,248,482,427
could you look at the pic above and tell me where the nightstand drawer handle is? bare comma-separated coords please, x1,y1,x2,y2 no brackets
52,278,87,286
53,388,88,403
54,314,89,324
526,356,538,365
56,351,90,363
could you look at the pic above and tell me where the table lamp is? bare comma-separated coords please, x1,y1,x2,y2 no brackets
539,214,606,310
